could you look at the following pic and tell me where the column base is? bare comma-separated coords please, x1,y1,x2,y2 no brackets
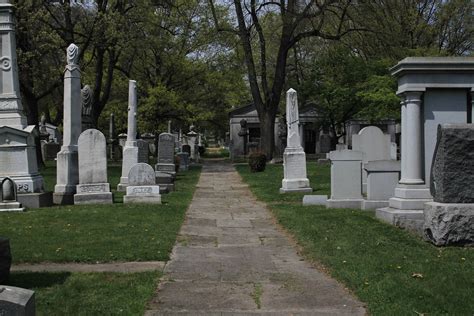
53,192,75,205
362,200,389,210
375,183,431,234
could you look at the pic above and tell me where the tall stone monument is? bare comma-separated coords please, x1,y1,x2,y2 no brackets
280,89,311,193
53,44,82,205
0,1,51,208
376,57,474,233
81,84,94,131
74,129,113,205
117,80,139,191
187,124,198,161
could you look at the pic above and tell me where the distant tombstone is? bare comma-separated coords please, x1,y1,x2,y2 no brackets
118,133,127,148
319,133,332,154
0,238,11,284
141,133,156,156
326,149,364,209
155,133,176,193
124,163,161,204
0,178,25,212
137,139,149,163
182,144,191,154
352,126,393,193
81,85,94,131
177,152,189,171
0,286,35,316
74,129,113,204
424,124,474,246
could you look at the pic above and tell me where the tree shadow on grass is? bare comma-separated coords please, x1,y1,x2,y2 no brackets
7,272,70,290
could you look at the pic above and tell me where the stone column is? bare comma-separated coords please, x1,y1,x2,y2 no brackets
0,1,26,129
117,80,139,191
53,44,82,205
280,88,311,193
400,92,423,185
399,99,407,182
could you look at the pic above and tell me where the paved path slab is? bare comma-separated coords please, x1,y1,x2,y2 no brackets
146,160,366,315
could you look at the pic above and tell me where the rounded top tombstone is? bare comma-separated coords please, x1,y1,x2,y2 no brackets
1,177,16,202
128,163,156,186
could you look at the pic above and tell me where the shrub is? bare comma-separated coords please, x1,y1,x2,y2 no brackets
198,146,206,156
248,152,267,172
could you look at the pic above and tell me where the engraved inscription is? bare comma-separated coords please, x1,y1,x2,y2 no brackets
78,184,106,193
132,187,152,195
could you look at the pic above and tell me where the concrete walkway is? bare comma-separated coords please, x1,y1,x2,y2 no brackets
146,160,366,315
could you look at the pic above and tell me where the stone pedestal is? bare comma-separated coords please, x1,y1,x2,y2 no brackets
280,148,312,193
53,149,78,205
123,185,161,204
74,183,113,205
362,160,400,210
118,145,138,191
326,149,364,209
0,201,24,212
424,202,474,246
155,172,174,193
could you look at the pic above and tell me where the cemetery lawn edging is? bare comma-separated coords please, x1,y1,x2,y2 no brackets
236,164,474,315
7,271,160,315
0,164,202,263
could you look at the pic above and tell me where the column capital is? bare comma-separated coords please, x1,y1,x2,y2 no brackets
402,91,423,102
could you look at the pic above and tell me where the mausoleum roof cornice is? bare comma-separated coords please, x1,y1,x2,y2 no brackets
391,57,474,77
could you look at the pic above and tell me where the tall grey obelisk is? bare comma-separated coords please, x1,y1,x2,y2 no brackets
53,44,82,205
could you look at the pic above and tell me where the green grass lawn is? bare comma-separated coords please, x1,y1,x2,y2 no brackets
7,271,159,315
0,162,201,263
236,163,474,315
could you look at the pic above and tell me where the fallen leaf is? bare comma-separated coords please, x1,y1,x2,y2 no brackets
412,273,423,278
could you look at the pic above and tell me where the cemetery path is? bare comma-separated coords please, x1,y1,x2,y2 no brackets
145,160,366,315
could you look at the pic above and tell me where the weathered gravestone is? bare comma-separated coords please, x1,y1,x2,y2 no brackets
424,124,474,246
155,133,176,193
326,149,364,209
74,129,113,204
352,126,394,193
137,139,149,163
0,178,25,212
177,152,189,171
0,286,35,316
362,160,400,210
280,89,311,193
0,238,11,284
124,163,161,204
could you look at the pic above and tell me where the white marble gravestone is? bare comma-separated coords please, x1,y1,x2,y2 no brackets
117,80,139,191
53,44,82,205
280,89,311,193
124,163,161,204
326,149,364,209
74,129,113,204
352,126,394,193
0,1,51,208
376,57,474,233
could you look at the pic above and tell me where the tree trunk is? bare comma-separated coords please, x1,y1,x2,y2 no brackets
259,109,276,160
